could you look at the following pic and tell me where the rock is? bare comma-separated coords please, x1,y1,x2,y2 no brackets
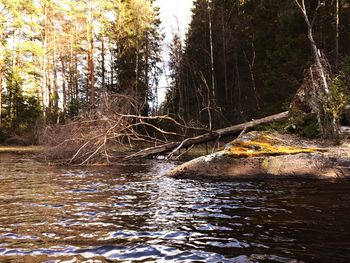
164,131,350,179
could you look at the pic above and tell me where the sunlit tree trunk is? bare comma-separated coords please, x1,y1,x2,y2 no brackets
53,35,59,123
9,29,18,122
68,34,74,106
110,47,114,90
86,50,90,103
74,54,79,102
0,15,3,128
60,54,67,115
101,35,106,93
42,3,48,115
0,62,2,128
144,38,150,113
89,0,95,107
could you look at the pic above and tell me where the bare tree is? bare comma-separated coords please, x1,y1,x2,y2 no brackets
294,0,342,141
294,0,329,93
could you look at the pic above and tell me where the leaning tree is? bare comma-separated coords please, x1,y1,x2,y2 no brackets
293,0,347,142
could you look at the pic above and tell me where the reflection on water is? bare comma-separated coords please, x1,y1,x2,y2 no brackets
0,153,349,262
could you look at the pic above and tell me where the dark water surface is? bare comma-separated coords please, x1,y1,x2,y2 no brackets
0,153,349,262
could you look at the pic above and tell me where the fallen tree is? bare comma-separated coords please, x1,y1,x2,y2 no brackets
40,93,206,165
124,111,289,160
40,94,289,164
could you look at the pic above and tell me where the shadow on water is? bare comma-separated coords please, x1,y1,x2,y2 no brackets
0,153,349,262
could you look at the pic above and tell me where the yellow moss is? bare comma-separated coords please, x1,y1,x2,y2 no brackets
224,133,318,158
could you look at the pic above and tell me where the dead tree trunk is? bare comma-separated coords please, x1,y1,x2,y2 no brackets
294,0,340,141
125,111,289,160
294,0,328,93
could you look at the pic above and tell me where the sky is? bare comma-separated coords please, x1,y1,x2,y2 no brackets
155,0,194,43
154,0,194,105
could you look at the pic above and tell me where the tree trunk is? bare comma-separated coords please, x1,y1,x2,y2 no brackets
294,0,340,141
0,62,2,128
294,0,329,93
74,54,79,102
245,37,260,110
42,3,48,115
68,35,74,107
60,54,67,115
0,15,3,128
221,10,228,104
125,111,289,160
208,0,215,100
53,35,59,123
135,38,139,97
110,47,114,90
335,0,339,67
89,0,95,107
234,48,242,114
101,35,106,93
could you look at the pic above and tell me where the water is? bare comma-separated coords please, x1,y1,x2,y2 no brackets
0,153,349,262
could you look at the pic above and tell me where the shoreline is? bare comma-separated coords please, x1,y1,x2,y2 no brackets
0,146,43,155
164,131,350,180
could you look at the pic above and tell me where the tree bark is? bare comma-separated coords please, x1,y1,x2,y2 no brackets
294,0,329,93
101,35,106,93
294,0,340,140
60,53,67,115
89,0,95,107
335,0,339,67
0,15,3,128
208,0,215,100
0,62,2,128
221,10,228,104
42,3,48,114
74,54,79,102
53,35,59,123
125,111,289,160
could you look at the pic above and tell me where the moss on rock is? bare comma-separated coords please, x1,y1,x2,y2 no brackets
223,132,318,158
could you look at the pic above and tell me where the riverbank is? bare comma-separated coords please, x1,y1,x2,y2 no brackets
164,131,350,179
0,146,43,155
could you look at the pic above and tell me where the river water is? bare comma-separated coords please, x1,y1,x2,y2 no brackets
0,153,349,262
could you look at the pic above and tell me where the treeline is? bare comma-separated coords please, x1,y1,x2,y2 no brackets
164,0,350,129
1,0,350,144
0,0,162,141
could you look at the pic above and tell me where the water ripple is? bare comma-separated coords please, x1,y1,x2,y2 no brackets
0,155,349,262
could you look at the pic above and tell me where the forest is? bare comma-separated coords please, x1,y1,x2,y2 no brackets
1,0,350,158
